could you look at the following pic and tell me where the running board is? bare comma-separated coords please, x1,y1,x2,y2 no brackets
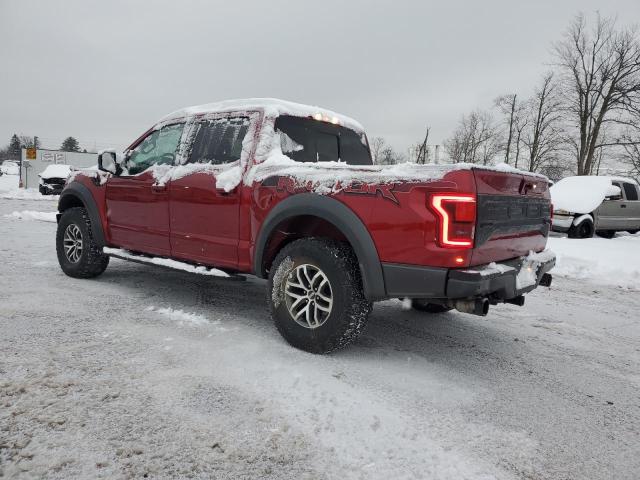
103,247,245,280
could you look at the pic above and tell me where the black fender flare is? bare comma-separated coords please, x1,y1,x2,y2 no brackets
57,182,106,247
254,193,386,301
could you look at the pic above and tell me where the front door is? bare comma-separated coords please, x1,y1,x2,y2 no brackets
169,116,251,269
106,123,184,256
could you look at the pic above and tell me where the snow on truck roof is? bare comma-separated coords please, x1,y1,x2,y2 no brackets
158,98,365,132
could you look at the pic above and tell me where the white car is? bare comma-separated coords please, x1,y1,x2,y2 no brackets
0,160,20,175
38,164,73,195
551,176,640,238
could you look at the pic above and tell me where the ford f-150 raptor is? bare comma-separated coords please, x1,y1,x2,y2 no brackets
56,98,555,353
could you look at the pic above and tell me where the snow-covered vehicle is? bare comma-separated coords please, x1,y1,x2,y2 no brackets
39,164,73,195
1,160,20,176
55,98,555,353
550,176,640,238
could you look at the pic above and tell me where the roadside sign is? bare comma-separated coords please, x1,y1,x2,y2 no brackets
26,148,36,160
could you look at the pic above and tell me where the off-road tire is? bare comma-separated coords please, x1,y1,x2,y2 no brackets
411,299,452,313
568,218,594,239
56,207,109,278
268,238,372,354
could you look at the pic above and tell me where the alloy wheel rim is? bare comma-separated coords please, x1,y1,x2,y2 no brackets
63,224,83,263
284,264,333,329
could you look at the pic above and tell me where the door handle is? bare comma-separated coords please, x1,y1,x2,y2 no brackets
151,184,167,193
621,204,627,208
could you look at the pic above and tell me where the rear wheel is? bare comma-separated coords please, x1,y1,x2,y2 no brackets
568,218,594,239
56,207,109,278
268,238,372,354
411,299,452,313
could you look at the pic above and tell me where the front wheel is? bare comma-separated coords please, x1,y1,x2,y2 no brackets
568,218,594,239
268,238,372,354
56,207,109,278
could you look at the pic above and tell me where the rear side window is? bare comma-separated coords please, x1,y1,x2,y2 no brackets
187,117,249,165
275,115,371,165
623,182,639,201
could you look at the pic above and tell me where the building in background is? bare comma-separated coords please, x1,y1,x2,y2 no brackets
19,148,97,189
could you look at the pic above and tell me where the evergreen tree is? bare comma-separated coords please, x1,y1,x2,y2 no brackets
8,134,21,157
60,136,80,152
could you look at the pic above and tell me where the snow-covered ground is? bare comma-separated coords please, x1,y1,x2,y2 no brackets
548,233,640,289
1,198,639,479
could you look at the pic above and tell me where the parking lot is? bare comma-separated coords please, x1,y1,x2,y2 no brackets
1,195,639,479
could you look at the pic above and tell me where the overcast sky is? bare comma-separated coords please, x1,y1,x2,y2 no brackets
1,0,639,153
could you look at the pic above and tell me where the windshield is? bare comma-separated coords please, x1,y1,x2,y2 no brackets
275,115,372,166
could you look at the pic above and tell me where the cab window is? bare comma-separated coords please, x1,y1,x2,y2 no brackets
186,117,250,165
274,115,372,166
127,123,184,175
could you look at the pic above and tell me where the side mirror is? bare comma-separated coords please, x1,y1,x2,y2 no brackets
98,151,118,175
604,195,622,201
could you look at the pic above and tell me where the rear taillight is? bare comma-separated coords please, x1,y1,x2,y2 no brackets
429,194,476,248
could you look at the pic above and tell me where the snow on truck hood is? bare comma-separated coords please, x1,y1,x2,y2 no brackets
550,176,621,214
39,164,72,179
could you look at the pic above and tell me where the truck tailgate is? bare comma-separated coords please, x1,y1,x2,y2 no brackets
471,169,551,265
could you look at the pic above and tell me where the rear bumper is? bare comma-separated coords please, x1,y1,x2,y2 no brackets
382,251,556,301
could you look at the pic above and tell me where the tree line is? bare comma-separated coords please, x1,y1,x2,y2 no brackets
373,13,640,181
0,135,85,161
445,13,640,180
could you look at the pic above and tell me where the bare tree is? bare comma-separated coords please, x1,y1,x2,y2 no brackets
378,146,405,165
444,110,501,164
414,127,430,164
554,13,640,175
619,124,640,180
369,136,386,164
494,94,522,164
521,73,565,172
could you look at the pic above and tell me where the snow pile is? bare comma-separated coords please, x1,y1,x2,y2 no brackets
3,210,57,222
39,164,72,179
547,234,640,289
1,161,19,175
103,247,229,277
145,306,218,327
0,173,19,192
550,176,621,214
0,175,58,200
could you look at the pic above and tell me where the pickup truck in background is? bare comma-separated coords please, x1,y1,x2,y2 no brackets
551,175,640,238
55,98,555,353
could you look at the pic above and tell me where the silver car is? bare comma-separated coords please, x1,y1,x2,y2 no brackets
551,176,640,238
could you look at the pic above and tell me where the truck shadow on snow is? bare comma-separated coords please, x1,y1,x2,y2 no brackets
97,261,520,364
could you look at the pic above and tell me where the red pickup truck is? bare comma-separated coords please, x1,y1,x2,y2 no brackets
56,99,554,353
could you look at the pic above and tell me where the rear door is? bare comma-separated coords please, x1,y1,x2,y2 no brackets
105,123,184,256
168,115,251,269
471,169,551,265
